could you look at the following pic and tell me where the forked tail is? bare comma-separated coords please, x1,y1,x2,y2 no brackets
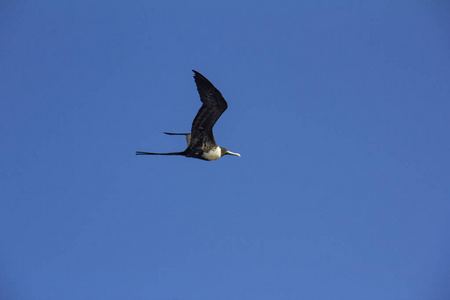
136,151,185,156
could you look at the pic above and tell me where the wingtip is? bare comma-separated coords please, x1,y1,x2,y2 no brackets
192,70,210,84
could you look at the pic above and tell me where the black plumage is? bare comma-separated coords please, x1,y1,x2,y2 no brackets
136,70,240,161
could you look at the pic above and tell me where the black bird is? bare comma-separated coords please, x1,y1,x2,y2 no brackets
136,70,241,161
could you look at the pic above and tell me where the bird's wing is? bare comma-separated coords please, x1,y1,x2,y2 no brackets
189,70,228,150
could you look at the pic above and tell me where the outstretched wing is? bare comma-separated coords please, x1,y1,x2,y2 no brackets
190,70,228,151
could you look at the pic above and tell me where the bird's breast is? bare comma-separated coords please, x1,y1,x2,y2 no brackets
202,146,222,161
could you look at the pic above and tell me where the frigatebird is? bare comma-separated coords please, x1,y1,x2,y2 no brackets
136,70,241,161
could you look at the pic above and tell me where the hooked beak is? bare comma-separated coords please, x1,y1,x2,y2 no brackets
226,150,241,157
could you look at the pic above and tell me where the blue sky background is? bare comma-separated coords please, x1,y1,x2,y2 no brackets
1,1,449,299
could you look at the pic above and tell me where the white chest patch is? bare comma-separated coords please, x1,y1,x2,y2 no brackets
202,147,222,161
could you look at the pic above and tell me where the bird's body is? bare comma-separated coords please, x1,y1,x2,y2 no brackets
136,70,240,161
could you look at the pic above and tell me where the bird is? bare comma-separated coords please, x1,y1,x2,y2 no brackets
136,70,241,161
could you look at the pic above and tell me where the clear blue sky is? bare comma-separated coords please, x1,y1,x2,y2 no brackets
1,1,449,299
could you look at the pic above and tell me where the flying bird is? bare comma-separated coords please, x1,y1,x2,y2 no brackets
136,70,241,161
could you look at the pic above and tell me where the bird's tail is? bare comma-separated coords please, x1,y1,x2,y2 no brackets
136,151,185,156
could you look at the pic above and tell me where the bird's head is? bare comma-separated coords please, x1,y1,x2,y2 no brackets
220,147,241,158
